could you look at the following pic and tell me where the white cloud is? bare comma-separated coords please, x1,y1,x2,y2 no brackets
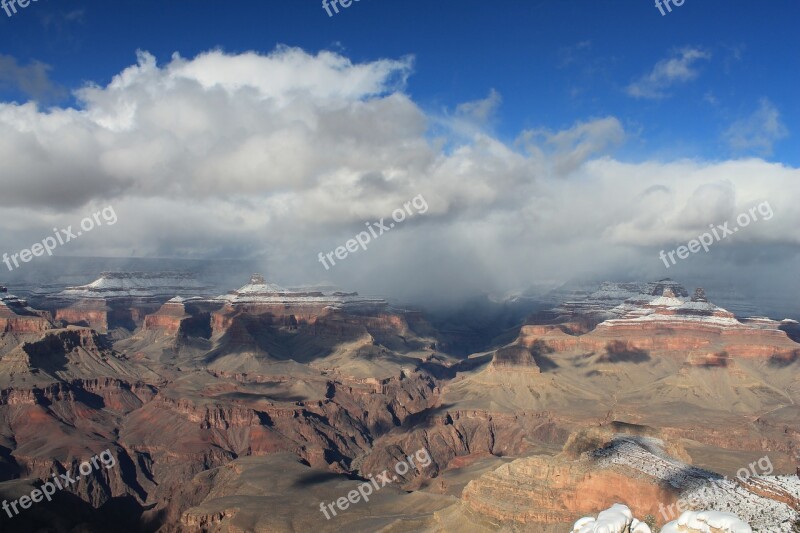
0,47,798,305
626,47,711,99
724,98,789,155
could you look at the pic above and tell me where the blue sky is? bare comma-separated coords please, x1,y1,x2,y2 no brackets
1,1,798,305
1,0,796,163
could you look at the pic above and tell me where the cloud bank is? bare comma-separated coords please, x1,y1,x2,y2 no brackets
0,46,798,307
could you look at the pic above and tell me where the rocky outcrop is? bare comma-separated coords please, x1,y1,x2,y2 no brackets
454,433,796,531
516,287,800,362
180,508,237,530
144,299,190,333
46,272,213,333
0,290,54,334
143,297,213,338
360,410,567,489
55,299,111,331
0,378,155,412
57,271,211,300
521,280,800,364
209,274,389,335
463,456,672,526
489,344,541,372
589,437,798,530
737,476,800,512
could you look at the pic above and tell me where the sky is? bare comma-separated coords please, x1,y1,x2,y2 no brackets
0,0,798,308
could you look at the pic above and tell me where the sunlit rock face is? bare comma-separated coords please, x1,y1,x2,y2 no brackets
210,273,389,333
1,274,798,532
516,278,800,364
46,272,212,332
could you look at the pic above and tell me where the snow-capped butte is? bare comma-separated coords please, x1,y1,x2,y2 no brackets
215,273,387,310
58,271,211,300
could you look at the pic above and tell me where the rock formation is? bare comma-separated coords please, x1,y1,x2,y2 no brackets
210,274,388,332
0,276,798,532
0,288,54,335
46,271,211,332
488,344,541,372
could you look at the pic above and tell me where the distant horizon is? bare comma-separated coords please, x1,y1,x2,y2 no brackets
3,258,798,321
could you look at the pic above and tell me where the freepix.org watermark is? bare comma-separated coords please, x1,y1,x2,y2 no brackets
2,449,116,519
2,206,118,272
658,455,773,522
318,448,432,520
322,0,362,18
317,195,427,271
655,0,687,16
659,201,773,269
1,0,38,18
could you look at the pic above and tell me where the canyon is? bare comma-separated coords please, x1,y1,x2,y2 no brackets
0,275,797,532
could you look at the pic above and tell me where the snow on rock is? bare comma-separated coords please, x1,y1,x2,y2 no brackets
599,286,743,329
571,504,651,533
549,279,764,330
215,273,387,311
661,510,752,533
58,271,211,300
573,506,752,533
588,438,798,532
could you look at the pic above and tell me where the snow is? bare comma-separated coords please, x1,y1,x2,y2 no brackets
679,301,720,311
166,296,203,304
234,281,287,294
571,504,650,533
589,438,799,532
601,313,741,328
0,291,36,313
573,502,753,533
0,292,22,304
59,272,209,299
596,290,746,329
648,295,685,307
663,510,752,532
552,278,785,332
214,278,387,310
590,282,648,302
572,517,595,530
555,279,764,332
